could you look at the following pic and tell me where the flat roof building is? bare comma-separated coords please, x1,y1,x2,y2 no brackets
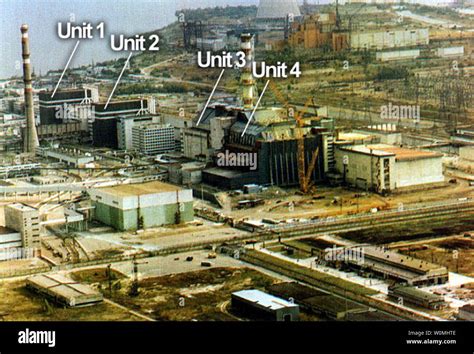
327,246,449,286
26,274,103,307
4,203,40,252
132,123,175,155
231,289,300,321
89,181,194,231
335,143,444,193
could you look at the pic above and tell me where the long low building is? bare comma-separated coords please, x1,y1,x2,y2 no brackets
327,246,449,286
89,181,194,231
26,274,103,307
231,289,300,321
388,285,446,310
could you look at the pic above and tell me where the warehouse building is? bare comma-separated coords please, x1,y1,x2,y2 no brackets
231,289,300,321
335,143,444,193
26,274,103,307
388,285,446,310
132,123,175,155
350,28,429,50
327,246,449,286
89,181,194,231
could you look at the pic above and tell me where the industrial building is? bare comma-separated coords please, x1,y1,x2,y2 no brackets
91,98,156,149
89,181,194,231
117,115,158,151
4,203,40,251
39,88,98,127
231,289,300,321
182,34,336,190
376,49,420,62
289,13,349,51
39,147,95,168
388,285,446,310
327,246,449,286
131,123,175,155
334,143,444,193
350,28,429,50
26,274,103,307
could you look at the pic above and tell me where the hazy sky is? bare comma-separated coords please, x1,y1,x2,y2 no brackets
0,0,445,79
0,0,259,79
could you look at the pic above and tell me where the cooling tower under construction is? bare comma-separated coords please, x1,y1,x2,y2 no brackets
21,24,40,154
257,0,301,19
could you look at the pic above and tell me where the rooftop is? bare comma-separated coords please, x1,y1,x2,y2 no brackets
232,289,298,311
339,144,443,161
96,181,182,197
367,144,443,161
7,203,37,212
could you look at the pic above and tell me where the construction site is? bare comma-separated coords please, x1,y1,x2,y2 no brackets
0,0,473,325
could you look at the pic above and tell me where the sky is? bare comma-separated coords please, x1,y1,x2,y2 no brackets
0,0,258,79
0,0,446,80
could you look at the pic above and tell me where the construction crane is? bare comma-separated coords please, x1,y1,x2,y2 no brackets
269,82,321,194
129,256,148,297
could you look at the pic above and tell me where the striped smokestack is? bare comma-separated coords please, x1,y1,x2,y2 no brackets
240,34,257,110
21,24,39,153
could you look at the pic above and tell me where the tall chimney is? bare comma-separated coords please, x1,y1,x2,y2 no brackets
240,34,257,110
21,24,39,154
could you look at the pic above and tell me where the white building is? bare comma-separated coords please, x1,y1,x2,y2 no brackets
335,143,444,193
351,28,429,50
132,123,175,155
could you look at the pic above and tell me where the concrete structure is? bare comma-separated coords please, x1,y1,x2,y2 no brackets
117,115,155,150
89,181,194,231
43,148,94,168
327,246,449,286
335,143,444,193
4,203,40,251
26,274,103,307
231,289,300,321
388,285,446,309
0,227,22,261
91,99,154,149
457,304,474,321
350,28,429,50
39,88,98,127
256,0,301,19
20,24,39,154
436,46,464,58
376,49,420,62
132,123,175,155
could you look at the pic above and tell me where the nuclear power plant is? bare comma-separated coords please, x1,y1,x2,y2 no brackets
0,0,472,335
20,24,39,154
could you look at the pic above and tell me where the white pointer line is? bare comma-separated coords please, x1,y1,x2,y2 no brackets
241,79,270,137
51,40,81,98
105,52,133,110
196,68,225,126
